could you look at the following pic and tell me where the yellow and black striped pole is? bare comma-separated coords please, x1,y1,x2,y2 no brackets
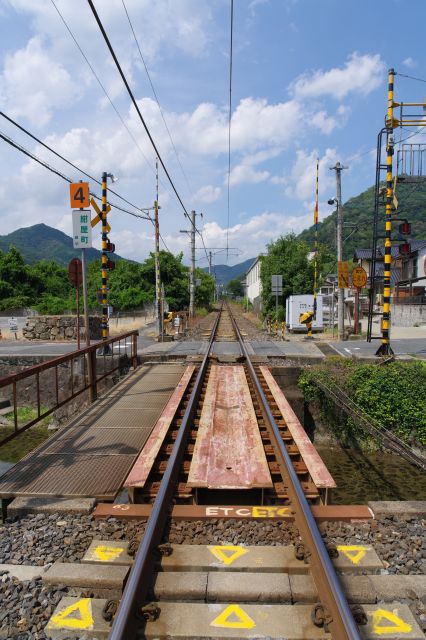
376,69,395,356
101,171,109,344
308,158,319,339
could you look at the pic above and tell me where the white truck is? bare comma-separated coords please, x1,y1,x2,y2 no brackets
285,294,324,332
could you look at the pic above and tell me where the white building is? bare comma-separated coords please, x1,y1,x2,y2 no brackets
245,256,262,310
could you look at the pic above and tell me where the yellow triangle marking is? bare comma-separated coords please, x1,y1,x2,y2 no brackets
208,545,249,566
371,608,412,635
48,598,94,630
93,545,124,562
210,604,256,629
336,544,369,565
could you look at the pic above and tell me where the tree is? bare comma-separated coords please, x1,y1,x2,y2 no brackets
260,233,332,320
139,251,189,311
195,268,215,308
227,277,244,298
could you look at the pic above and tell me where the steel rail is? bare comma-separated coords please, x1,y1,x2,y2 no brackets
226,302,360,639
109,308,222,639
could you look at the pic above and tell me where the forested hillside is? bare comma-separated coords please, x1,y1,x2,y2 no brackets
298,181,426,259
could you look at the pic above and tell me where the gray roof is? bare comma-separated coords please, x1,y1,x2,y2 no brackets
354,240,426,261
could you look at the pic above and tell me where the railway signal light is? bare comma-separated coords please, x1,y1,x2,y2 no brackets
398,222,411,235
105,241,115,253
399,242,411,256
106,259,115,271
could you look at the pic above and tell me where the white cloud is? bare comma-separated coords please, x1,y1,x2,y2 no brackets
193,185,222,203
229,165,270,186
0,37,81,126
291,53,385,100
281,148,338,200
402,57,416,69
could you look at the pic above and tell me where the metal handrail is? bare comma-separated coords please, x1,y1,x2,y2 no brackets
227,302,360,639
0,330,138,447
109,310,221,639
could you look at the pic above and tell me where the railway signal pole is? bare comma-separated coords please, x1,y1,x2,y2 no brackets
154,159,163,340
330,162,347,341
190,210,196,318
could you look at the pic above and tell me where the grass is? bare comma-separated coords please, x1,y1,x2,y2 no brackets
0,406,52,464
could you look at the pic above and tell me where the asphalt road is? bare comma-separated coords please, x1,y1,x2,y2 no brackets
329,338,426,359
0,335,154,357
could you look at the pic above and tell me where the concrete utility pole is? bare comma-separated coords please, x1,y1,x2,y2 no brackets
208,251,212,275
189,210,196,318
330,162,347,341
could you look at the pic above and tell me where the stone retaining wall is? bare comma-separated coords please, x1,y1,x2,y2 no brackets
390,303,426,327
22,316,102,340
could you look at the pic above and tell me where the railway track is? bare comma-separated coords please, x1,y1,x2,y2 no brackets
103,303,360,639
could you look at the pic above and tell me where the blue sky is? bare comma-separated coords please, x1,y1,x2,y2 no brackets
0,0,425,267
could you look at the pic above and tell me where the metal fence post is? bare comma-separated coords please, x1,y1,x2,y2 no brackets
89,348,97,402
132,333,138,369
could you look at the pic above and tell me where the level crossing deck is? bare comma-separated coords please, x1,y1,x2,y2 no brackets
0,364,186,501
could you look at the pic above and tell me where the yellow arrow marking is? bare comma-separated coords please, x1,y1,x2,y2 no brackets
371,608,412,635
48,598,93,630
210,604,255,629
336,545,369,565
208,545,249,566
93,545,124,562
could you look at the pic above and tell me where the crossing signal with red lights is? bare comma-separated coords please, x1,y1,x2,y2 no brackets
399,242,411,256
105,241,115,253
106,259,115,271
398,222,411,235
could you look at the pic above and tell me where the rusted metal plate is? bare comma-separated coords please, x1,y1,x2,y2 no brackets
187,365,272,489
259,366,336,489
125,365,196,488
94,503,373,522
0,364,186,500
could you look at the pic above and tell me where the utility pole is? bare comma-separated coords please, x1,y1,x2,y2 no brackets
330,162,347,341
154,158,163,340
189,210,196,318
208,251,212,275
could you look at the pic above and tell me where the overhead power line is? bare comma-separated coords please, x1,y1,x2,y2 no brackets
87,0,210,263
121,0,193,200
226,0,234,261
396,71,426,84
0,131,150,220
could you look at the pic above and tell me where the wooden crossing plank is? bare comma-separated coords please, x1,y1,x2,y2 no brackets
187,365,272,489
260,366,336,489
124,365,196,489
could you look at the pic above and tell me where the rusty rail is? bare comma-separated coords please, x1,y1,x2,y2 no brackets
0,330,138,448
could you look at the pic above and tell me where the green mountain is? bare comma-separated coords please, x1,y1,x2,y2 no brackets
204,257,255,285
298,180,426,260
0,223,123,265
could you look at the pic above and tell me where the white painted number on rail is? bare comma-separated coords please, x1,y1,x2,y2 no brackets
210,604,256,629
208,545,249,565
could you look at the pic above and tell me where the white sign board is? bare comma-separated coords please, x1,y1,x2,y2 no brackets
72,210,92,249
8,318,18,332
271,274,282,294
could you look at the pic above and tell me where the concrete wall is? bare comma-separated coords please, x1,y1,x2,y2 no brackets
391,304,426,327
22,316,102,340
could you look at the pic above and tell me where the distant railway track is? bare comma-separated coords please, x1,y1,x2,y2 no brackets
109,302,360,639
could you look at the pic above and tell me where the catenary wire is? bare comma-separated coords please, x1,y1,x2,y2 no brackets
226,0,234,260
0,111,151,215
49,0,175,203
86,0,210,264
121,0,194,200
396,71,426,84
0,132,150,221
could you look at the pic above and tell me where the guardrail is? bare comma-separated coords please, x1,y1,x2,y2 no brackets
0,331,138,448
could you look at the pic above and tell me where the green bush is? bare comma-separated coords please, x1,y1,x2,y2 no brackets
299,361,426,448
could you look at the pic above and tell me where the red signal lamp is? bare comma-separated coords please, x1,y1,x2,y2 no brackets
399,242,411,256
105,242,115,253
106,259,116,271
398,222,411,235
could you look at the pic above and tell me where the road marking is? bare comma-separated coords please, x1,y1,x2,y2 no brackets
113,341,133,349
210,604,256,629
48,598,93,630
94,545,124,562
208,545,249,565
344,348,351,353
371,608,412,635
337,545,370,565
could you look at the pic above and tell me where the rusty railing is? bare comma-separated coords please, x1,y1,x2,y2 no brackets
0,331,138,447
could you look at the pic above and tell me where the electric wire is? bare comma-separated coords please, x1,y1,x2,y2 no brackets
0,131,150,220
86,0,210,264
121,0,194,200
49,0,174,202
0,111,151,215
226,0,234,260
396,71,426,84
